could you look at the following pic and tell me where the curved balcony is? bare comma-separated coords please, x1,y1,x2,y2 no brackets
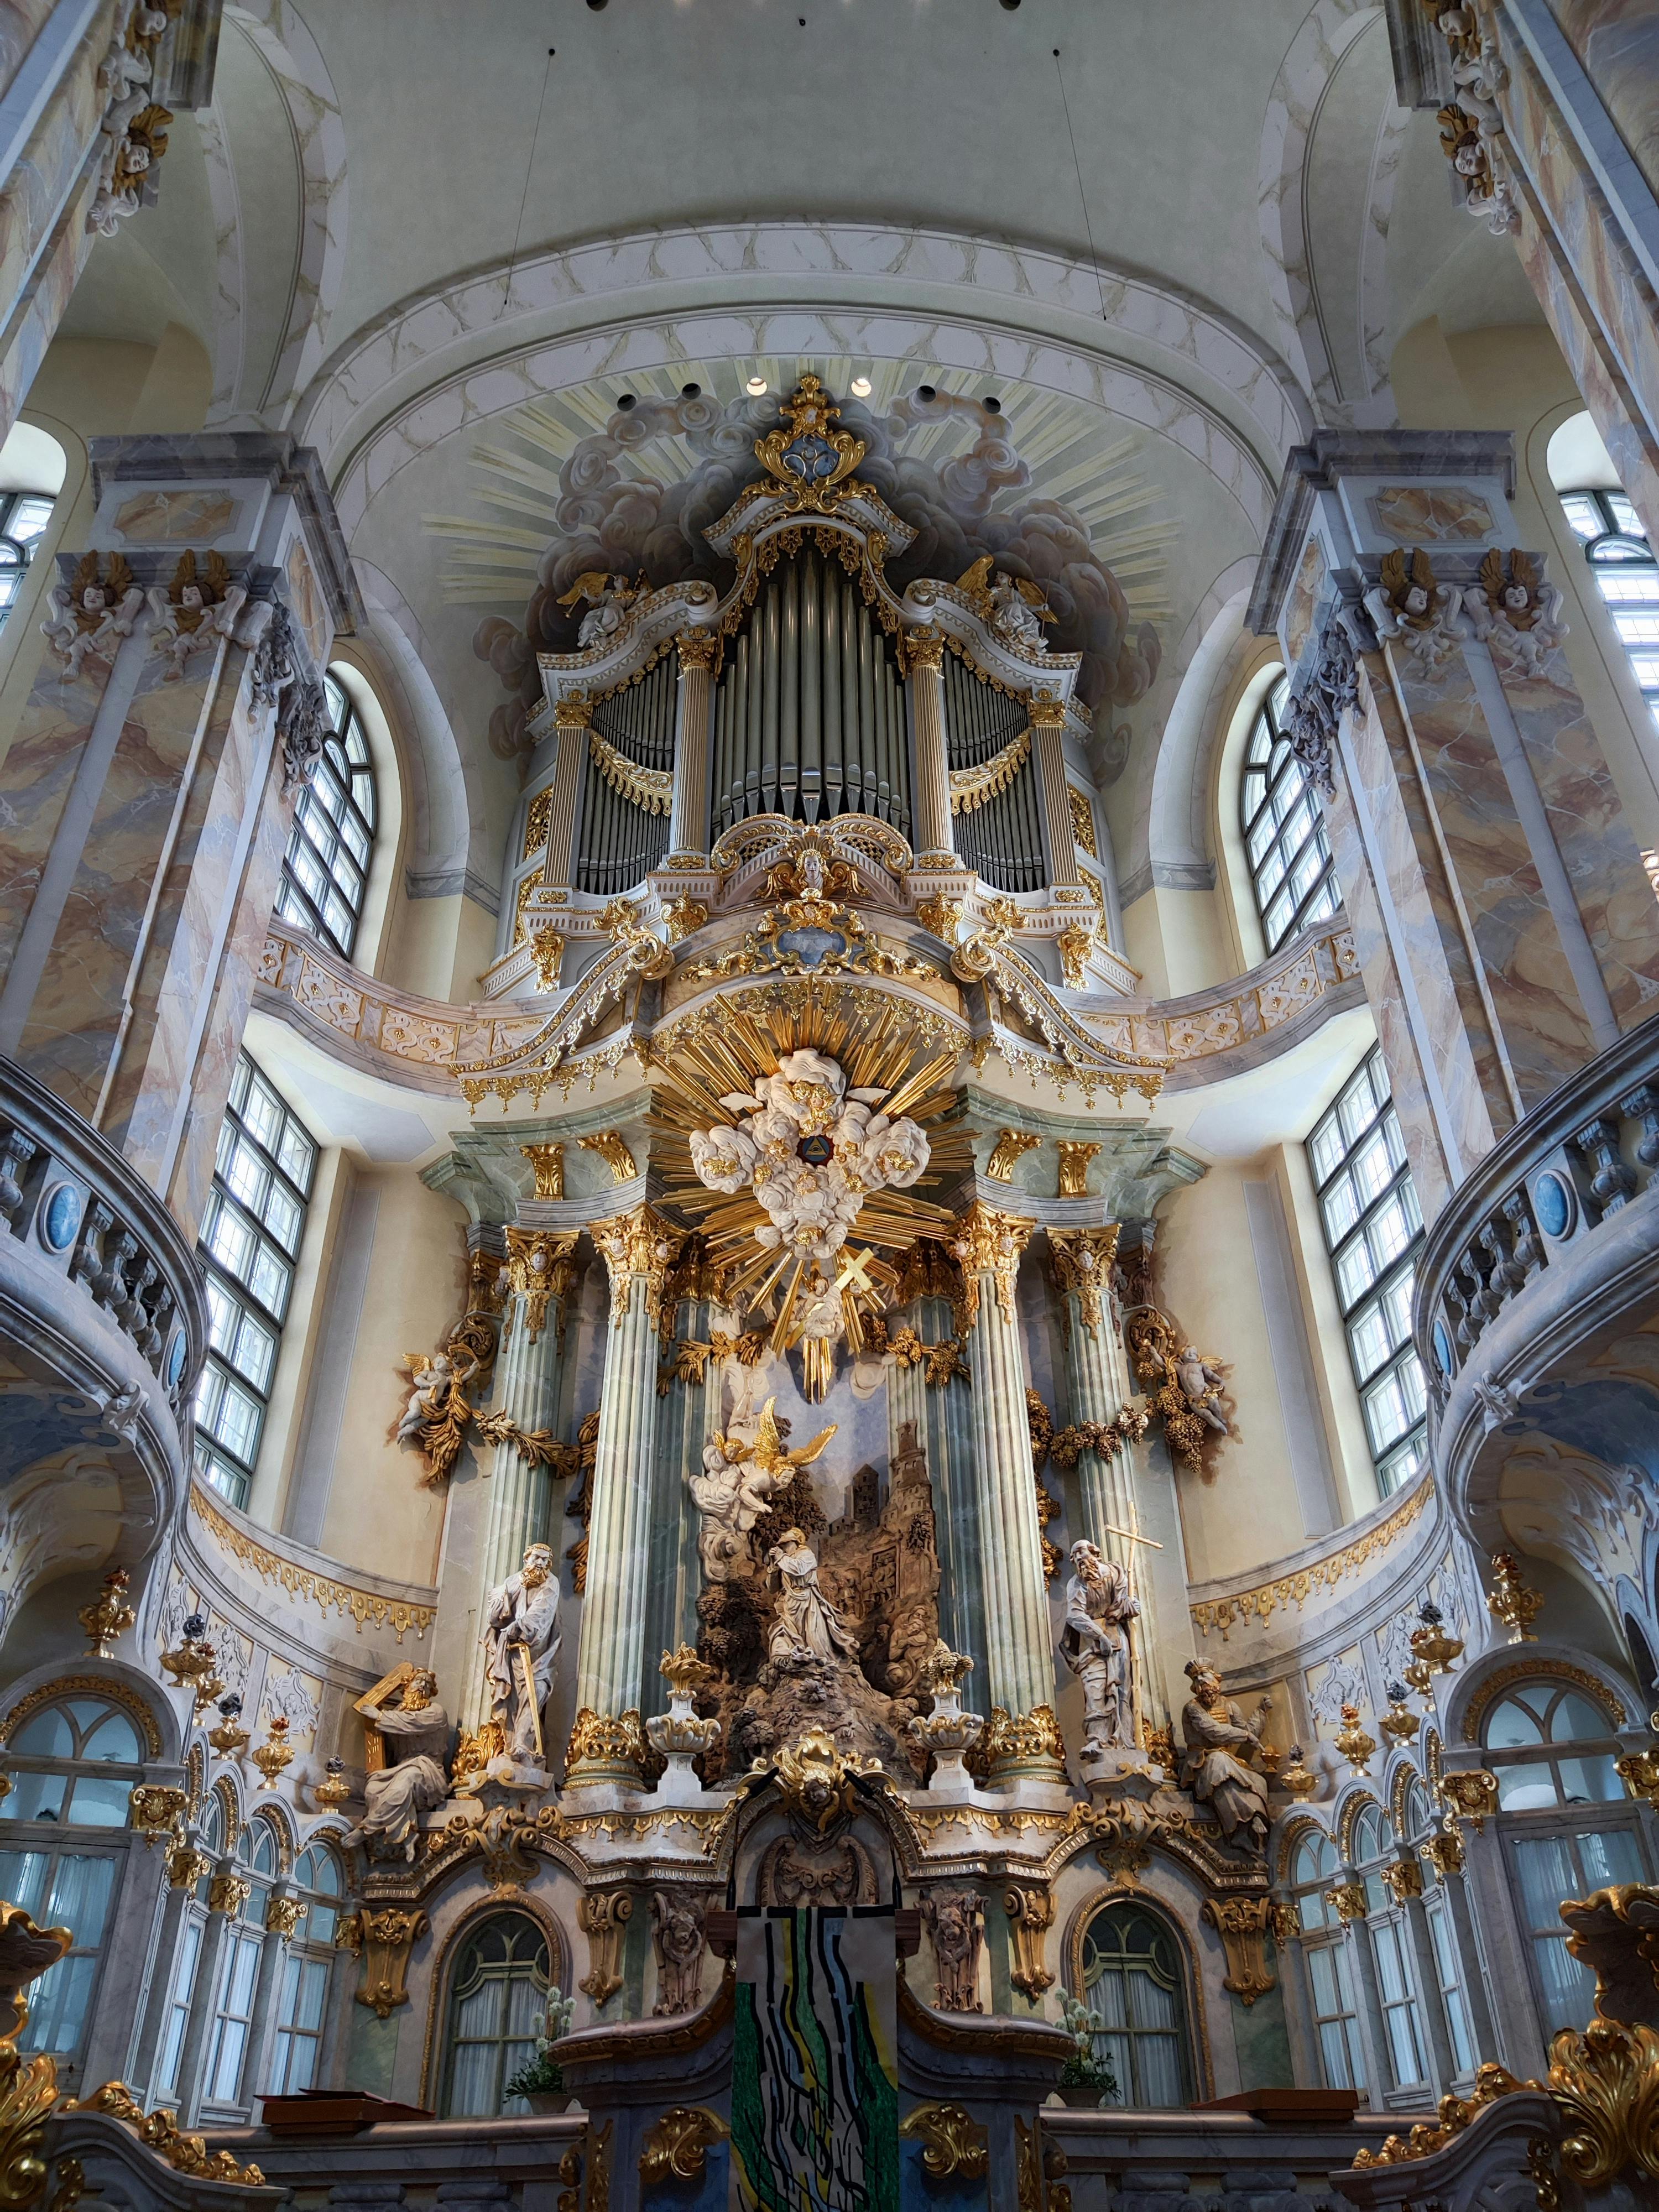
1413,1020,1659,1559
0,1053,206,1634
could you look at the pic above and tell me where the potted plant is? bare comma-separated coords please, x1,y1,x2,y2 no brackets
1057,1995,1120,2109
504,1985,576,2114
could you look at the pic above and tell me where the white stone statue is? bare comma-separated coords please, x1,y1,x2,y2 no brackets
685,1399,834,1584
1058,1540,1140,1751
555,568,645,649
1179,1661,1272,1854
766,1528,859,1666
347,1670,448,1861
482,1542,561,1766
41,556,144,678
145,552,254,679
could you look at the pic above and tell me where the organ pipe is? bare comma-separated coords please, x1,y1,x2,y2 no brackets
943,649,1046,894
573,654,675,895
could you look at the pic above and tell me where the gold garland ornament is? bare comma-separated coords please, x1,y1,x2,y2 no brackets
949,728,1031,815
587,728,672,816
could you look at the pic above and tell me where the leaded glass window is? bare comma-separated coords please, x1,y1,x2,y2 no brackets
1559,488,1659,732
194,1054,317,1508
1307,1047,1427,1493
1290,1829,1364,2090
276,671,376,959
0,1846,116,2058
1241,672,1339,952
0,1695,143,1827
1078,1901,1191,2109
1482,1682,1625,1811
268,1843,343,2094
0,491,52,629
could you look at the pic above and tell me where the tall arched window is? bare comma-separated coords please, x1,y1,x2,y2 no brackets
1076,1900,1191,2108
0,421,62,633
1558,485,1659,734
1289,1827,1364,2089
155,1792,225,2105
268,1841,343,2093
1240,672,1339,952
440,1913,550,2117
276,670,377,959
202,1815,279,2111
1349,1800,1429,2095
1481,1673,1650,2034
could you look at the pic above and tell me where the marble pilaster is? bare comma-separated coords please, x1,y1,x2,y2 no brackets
569,1203,685,1782
643,1292,719,1693
951,1203,1056,1749
665,633,715,860
891,1291,985,1691
539,697,590,889
1029,691,1081,890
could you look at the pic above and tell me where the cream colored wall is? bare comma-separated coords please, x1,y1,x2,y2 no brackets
1118,886,1230,1002
249,1146,352,1532
1392,316,1659,851
384,888,498,1004
314,1166,457,1586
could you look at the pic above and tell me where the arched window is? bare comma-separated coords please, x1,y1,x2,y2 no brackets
155,1792,226,2104
202,1815,279,2111
1558,485,1659,734
1,1693,144,1824
441,1913,550,2117
276,669,377,960
1240,672,1339,952
1399,1775,1477,2077
1483,1681,1624,1809
1347,1799,1430,2094
268,1841,343,2093
1076,1901,1191,2109
0,421,63,633
1290,1827,1363,2089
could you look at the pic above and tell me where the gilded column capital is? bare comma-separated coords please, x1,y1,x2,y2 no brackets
1028,686,1067,727
1047,1225,1121,1333
552,692,594,730
950,1202,1033,1328
900,624,946,676
504,1227,580,1343
566,1707,650,1791
675,628,718,672
590,1204,686,1331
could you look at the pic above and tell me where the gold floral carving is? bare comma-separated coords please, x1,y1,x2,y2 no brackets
166,1845,211,1892
638,2106,728,2184
1545,2017,1659,2192
1421,1824,1466,1881
1002,1884,1056,2000
264,1896,301,1939
591,1206,686,1332
900,2103,989,2180
898,625,946,675
676,629,718,672
0,1906,72,2212
1056,1141,1102,1198
1381,1858,1425,1905
914,892,962,941
500,1227,578,1347
768,1729,886,1834
66,2081,264,2185
1057,924,1098,991
578,1131,638,1184
1201,1897,1275,2007
189,1485,435,1640
1327,1882,1368,1926
208,1873,251,1918
524,790,554,859
1068,786,1099,859
521,1143,565,1201
950,728,1031,814
950,1203,1032,1328
752,377,867,509
578,1891,634,2006
128,1785,186,1846
1439,1770,1500,1833
1190,1475,1430,1639
1047,1225,1120,1331
981,1704,1066,1781
586,730,674,816
566,1707,650,1784
985,1129,1042,1182
1350,2060,1530,2169
661,896,710,943
529,927,564,994
346,1907,428,2020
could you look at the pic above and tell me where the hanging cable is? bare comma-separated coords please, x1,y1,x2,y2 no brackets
499,47,556,319
1053,46,1109,322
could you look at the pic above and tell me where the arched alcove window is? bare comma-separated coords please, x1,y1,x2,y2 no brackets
1481,1671,1650,2035
202,1815,279,2111
1289,1827,1363,2089
155,1791,227,2104
1076,1900,1191,2108
1240,671,1339,952
1349,1800,1430,2095
276,669,378,959
440,1913,550,2117
268,1841,343,2093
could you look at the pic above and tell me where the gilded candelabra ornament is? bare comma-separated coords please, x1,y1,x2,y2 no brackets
1406,1596,1464,1691
207,1695,248,1758
1334,1703,1377,1777
251,1715,293,1790
1379,1681,1421,1749
314,1757,351,1812
1488,1550,1544,1641
77,1568,133,1657
1280,1744,1318,1801
159,1614,217,1695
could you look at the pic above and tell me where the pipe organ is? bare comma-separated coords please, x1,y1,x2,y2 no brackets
709,541,910,840
942,652,1045,894
573,654,675,896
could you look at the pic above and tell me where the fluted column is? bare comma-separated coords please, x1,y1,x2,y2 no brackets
644,1290,720,1688
666,631,716,860
569,1204,685,1785
461,1228,578,1733
950,1203,1059,1777
1028,687,1080,890
540,695,592,890
891,1286,984,1690
904,628,954,863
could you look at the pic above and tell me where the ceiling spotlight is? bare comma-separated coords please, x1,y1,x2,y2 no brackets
916,384,937,404
850,375,872,398
615,392,637,411
746,376,768,396
680,382,702,399
984,395,1002,414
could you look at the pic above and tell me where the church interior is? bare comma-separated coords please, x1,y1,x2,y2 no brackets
1,0,1658,2203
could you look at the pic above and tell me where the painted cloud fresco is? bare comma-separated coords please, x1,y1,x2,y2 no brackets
441,377,1167,762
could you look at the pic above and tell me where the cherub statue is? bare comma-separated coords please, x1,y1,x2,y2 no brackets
41,552,143,677
146,550,251,679
1463,547,1566,679
1170,1344,1229,1435
556,569,648,649
1364,546,1463,670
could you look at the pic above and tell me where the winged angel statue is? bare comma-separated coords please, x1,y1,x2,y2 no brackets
687,1395,836,1584
956,555,1056,650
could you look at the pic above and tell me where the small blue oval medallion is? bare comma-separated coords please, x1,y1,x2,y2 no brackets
776,926,845,968
166,1328,187,1389
1432,1317,1454,1376
1533,1168,1574,1240
39,1182,81,1253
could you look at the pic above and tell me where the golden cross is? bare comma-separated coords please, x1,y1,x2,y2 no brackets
834,1246,878,1296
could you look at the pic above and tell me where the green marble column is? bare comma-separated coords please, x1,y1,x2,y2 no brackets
890,1289,984,1692
645,1292,720,1697
951,1203,1061,1778
569,1204,684,1785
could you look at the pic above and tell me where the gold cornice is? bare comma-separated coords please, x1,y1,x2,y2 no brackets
1190,1475,1431,1641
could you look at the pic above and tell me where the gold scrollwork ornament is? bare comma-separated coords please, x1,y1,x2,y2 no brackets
638,2106,729,2184
899,2102,989,2180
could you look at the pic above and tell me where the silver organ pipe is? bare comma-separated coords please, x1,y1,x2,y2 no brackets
943,650,1046,893
573,654,676,895
712,544,910,838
